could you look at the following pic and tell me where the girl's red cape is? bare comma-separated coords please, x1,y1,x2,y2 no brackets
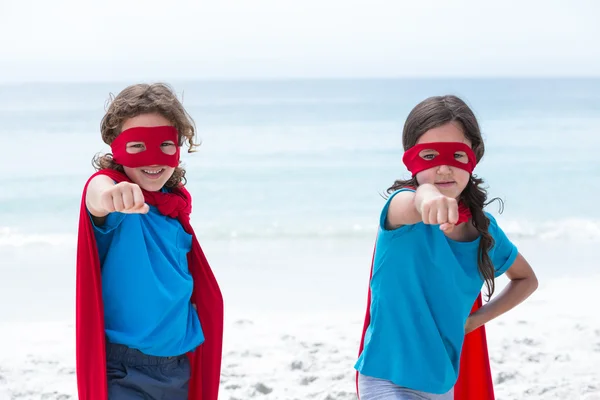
356,245,495,399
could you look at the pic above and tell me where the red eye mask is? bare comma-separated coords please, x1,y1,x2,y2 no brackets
111,126,180,168
402,142,477,176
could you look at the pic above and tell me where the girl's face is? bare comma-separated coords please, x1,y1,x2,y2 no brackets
120,113,176,192
414,122,472,200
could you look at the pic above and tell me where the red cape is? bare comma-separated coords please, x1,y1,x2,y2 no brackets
76,170,224,400
356,245,495,400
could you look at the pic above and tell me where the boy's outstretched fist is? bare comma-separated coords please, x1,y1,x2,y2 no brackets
99,181,150,214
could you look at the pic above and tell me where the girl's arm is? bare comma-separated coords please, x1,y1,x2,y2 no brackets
465,253,538,333
387,184,458,230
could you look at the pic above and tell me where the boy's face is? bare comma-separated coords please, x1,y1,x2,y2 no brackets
119,113,177,192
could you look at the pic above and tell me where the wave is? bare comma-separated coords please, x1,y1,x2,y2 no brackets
1,218,599,247
500,218,600,241
0,227,76,247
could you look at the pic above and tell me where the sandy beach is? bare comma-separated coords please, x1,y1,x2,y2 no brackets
1,274,599,400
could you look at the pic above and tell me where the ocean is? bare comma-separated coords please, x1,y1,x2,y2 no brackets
1,78,599,321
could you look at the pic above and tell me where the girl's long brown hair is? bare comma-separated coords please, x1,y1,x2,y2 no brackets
92,83,199,188
388,95,503,300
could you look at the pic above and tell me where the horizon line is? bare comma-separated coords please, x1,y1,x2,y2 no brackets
1,75,600,86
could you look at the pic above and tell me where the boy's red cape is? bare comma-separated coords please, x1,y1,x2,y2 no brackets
76,169,224,400
356,246,495,400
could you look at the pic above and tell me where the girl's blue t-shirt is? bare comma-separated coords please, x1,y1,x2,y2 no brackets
354,188,518,394
91,205,204,357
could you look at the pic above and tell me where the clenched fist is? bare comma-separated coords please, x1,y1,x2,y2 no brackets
99,182,149,214
419,193,458,233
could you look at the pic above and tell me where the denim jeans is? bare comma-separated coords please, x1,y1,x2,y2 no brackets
106,342,191,400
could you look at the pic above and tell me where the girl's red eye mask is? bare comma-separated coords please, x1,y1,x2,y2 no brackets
402,142,477,176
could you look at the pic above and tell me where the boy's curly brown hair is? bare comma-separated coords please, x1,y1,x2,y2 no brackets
92,82,199,188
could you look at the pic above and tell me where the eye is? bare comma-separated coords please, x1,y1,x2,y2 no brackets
125,142,146,154
418,150,438,160
454,151,468,164
161,141,177,155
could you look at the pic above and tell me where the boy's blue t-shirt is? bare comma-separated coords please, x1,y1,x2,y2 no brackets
91,203,204,357
354,188,518,394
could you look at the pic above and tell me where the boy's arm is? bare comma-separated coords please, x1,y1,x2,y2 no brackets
86,175,116,226
85,175,149,226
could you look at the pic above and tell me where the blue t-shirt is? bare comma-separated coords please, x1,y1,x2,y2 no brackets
354,188,518,394
91,204,204,357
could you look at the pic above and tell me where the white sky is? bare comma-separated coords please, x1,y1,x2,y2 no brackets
0,0,598,82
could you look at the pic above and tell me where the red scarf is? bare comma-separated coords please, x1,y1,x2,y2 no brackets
356,244,495,399
76,169,223,400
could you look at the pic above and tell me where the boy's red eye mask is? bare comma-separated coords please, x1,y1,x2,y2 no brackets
402,142,477,176
111,126,180,168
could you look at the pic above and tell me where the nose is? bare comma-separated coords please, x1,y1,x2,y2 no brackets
437,165,452,174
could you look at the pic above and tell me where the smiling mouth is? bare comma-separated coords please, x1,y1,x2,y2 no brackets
141,168,165,179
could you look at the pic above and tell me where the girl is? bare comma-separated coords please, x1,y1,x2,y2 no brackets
75,83,223,400
355,95,538,400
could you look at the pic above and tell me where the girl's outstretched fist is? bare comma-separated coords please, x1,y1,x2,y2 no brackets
418,190,459,232
99,181,149,214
